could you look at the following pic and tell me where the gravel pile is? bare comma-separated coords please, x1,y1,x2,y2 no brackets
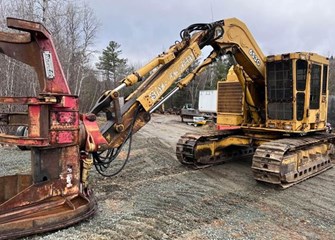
0,114,334,239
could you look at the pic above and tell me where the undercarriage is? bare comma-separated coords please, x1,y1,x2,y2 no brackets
176,130,334,188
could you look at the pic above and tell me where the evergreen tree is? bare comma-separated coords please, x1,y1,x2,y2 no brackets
210,54,234,87
96,41,128,89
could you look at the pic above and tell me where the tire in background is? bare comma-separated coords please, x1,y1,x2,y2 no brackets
16,126,30,150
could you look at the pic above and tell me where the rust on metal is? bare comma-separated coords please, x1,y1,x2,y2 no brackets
0,17,97,239
0,31,30,43
0,18,70,94
0,134,49,146
81,113,108,152
0,97,39,105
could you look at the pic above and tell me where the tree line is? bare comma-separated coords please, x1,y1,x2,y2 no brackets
0,0,334,124
96,41,232,112
327,57,335,125
0,0,101,113
0,0,227,115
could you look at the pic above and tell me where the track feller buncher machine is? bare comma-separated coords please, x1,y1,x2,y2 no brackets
0,17,333,238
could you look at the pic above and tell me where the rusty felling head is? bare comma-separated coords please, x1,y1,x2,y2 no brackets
0,32,30,44
7,17,51,39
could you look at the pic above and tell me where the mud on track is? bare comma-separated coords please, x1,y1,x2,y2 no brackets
0,114,334,240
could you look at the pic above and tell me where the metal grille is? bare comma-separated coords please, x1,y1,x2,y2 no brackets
267,60,293,120
217,82,243,114
296,92,305,121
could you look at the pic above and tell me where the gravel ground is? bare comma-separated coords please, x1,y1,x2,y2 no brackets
1,114,334,240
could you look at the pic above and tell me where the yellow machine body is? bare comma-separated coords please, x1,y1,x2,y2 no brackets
217,52,329,134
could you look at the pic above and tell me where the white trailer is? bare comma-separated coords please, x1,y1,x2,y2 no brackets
198,90,217,113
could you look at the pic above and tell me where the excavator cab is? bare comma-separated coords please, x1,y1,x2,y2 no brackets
265,53,329,133
216,52,329,134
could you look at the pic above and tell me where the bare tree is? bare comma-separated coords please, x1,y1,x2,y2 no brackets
0,0,100,112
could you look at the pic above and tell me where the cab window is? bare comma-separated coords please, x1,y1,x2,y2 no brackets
310,64,321,109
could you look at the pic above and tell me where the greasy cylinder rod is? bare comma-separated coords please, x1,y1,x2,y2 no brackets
113,83,127,93
149,87,179,114
149,51,218,114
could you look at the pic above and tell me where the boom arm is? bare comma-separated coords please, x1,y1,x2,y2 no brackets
84,18,267,174
215,18,266,81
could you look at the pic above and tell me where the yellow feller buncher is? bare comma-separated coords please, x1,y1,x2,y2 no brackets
0,17,333,238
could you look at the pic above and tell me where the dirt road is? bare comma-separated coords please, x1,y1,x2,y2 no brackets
1,114,334,239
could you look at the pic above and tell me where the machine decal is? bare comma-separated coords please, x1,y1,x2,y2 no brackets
149,52,195,102
42,51,55,79
249,49,261,66
169,53,195,80
149,82,168,100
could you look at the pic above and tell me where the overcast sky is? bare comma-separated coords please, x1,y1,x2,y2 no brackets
87,0,335,65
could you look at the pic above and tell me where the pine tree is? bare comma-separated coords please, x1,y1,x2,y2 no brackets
96,41,128,89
